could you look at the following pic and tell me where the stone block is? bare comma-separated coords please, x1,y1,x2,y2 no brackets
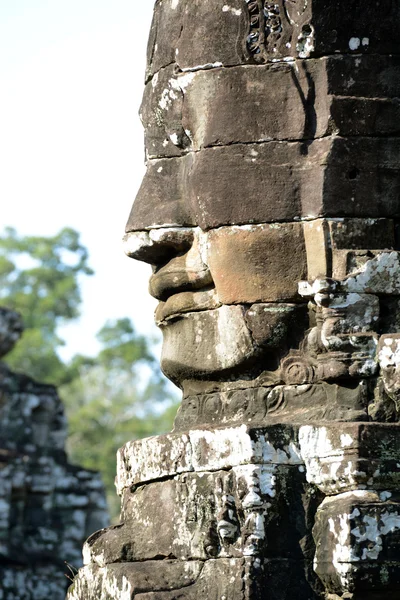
142,57,400,160
319,293,380,350
76,422,400,599
116,424,302,494
115,423,400,498
87,462,309,564
328,219,395,251
173,378,372,431
207,224,307,303
244,303,308,349
303,219,331,280
298,423,400,495
127,137,400,232
145,0,248,79
325,218,395,277
305,0,400,58
314,491,400,597
189,141,324,227
265,382,369,423
68,560,204,600
117,424,400,498
176,62,331,150
70,557,319,600
325,55,400,99
330,97,400,137
380,300,400,335
145,0,187,80
319,138,400,220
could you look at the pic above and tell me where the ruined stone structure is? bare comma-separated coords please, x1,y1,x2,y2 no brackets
0,308,108,600
70,1,400,598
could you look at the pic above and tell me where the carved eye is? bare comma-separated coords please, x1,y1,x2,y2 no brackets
250,14,260,25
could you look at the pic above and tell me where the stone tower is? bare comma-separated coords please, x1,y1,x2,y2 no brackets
0,308,108,600
70,1,400,598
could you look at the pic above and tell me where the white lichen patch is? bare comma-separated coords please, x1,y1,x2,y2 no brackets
169,132,179,145
298,426,364,492
378,337,400,369
151,71,159,89
351,511,400,560
328,511,355,587
252,433,302,465
123,227,195,259
380,491,392,501
123,230,151,257
189,425,252,470
176,71,196,93
115,433,192,494
158,85,178,111
296,25,315,58
214,305,254,370
340,434,354,448
317,491,400,595
222,4,242,15
349,37,361,50
344,252,400,295
181,62,223,73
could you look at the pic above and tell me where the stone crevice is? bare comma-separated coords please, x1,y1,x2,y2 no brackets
145,52,400,87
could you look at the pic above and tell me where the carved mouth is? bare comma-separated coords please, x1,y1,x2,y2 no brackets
155,288,221,324
149,266,213,301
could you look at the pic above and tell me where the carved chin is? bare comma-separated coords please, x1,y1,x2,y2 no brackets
159,305,257,383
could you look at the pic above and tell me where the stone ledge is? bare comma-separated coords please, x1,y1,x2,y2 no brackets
116,423,400,495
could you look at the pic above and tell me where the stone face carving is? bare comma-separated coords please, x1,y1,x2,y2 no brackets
70,1,400,598
0,308,108,600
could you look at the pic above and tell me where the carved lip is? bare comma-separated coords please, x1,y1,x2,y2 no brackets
149,265,213,302
155,288,221,324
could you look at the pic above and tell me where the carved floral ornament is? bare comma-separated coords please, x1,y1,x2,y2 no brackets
245,0,312,60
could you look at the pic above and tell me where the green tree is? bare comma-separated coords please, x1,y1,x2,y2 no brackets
61,318,178,519
0,226,93,384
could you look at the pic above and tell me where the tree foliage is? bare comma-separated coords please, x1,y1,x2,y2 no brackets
0,226,93,384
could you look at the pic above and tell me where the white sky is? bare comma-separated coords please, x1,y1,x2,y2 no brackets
0,0,158,359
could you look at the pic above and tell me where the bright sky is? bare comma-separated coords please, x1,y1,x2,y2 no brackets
0,1,158,359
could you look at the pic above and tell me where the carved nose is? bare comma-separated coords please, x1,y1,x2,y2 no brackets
123,227,195,266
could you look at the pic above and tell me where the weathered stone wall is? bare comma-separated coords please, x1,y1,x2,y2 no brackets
0,308,108,600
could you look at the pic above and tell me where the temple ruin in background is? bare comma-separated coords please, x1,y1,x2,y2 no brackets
0,308,108,599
